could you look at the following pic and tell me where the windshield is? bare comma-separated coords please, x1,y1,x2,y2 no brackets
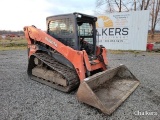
77,22,95,55
78,22,93,44
48,18,75,48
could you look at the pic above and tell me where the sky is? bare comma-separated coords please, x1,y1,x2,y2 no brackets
0,0,96,31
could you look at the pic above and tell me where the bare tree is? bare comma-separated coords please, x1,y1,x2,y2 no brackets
150,0,160,36
134,0,137,10
115,0,122,12
138,0,150,10
144,0,150,10
130,0,151,11
95,0,130,14
130,0,160,36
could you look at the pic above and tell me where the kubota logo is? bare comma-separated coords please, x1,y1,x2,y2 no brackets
96,16,113,28
45,37,57,47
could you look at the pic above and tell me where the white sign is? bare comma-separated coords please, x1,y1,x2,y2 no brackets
96,10,149,50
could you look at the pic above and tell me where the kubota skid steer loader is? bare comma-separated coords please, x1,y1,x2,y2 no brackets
24,12,139,115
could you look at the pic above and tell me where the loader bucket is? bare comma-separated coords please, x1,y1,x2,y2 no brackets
76,65,140,115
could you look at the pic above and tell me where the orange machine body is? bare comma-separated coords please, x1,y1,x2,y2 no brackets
24,26,108,81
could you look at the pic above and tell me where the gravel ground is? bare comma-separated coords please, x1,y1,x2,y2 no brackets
0,50,160,120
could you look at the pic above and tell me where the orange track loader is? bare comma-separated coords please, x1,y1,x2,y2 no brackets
24,12,139,115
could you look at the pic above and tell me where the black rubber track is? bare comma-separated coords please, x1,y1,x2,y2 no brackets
28,53,80,92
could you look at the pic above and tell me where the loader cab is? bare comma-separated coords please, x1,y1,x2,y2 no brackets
47,12,97,56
